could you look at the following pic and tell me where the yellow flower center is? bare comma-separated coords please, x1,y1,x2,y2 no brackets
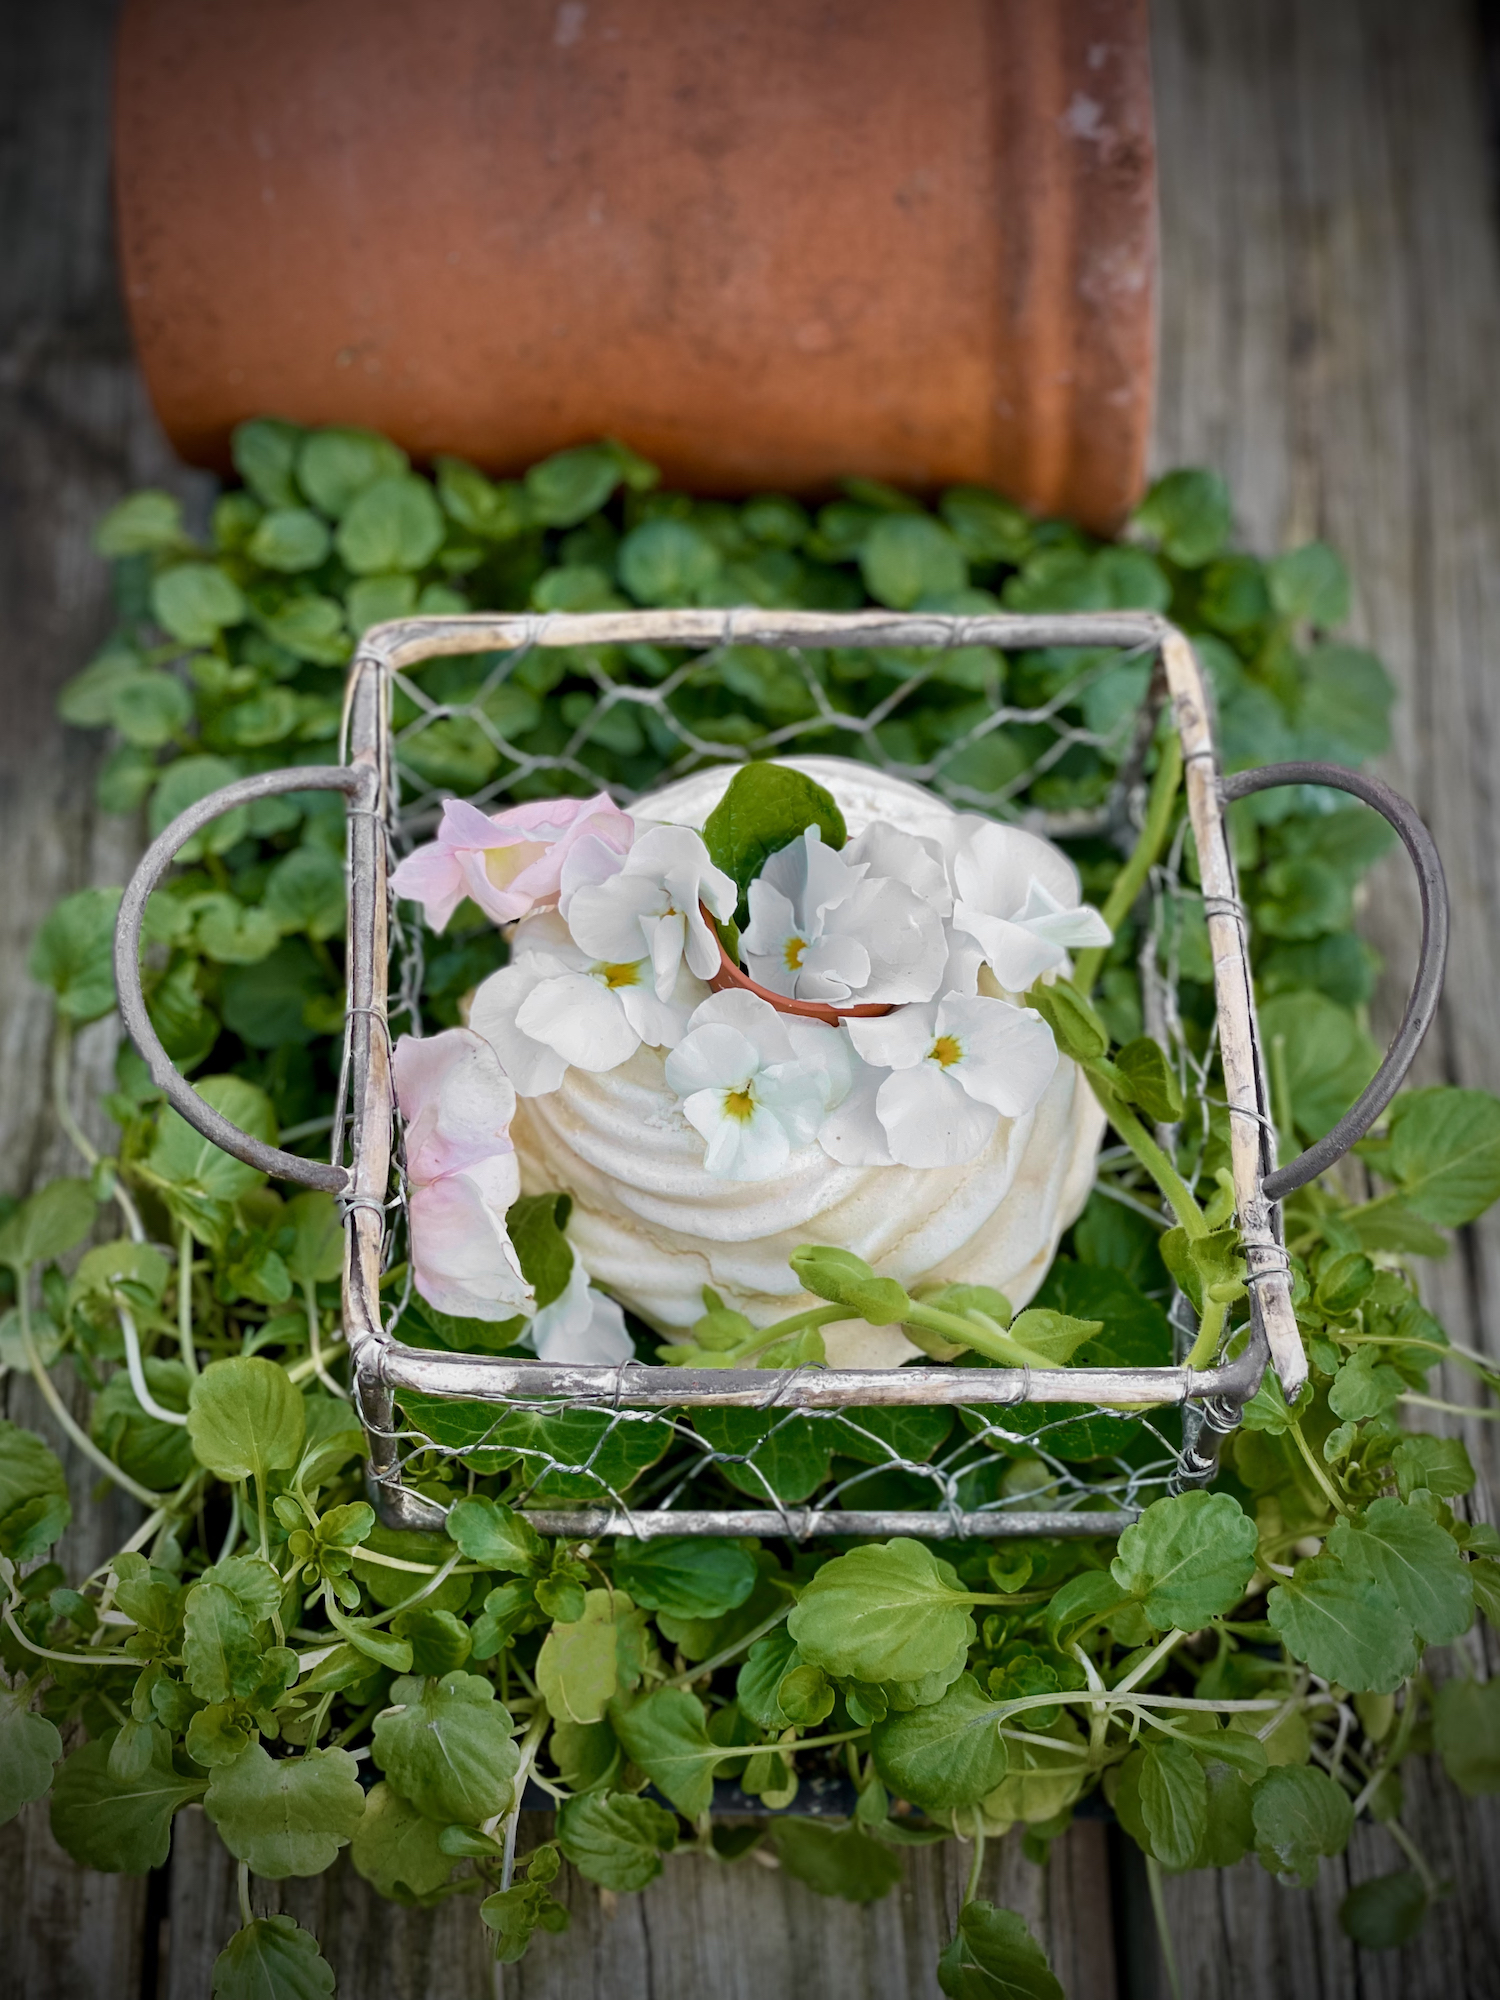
723,1086,758,1122
600,961,641,989
784,935,807,970
929,1034,963,1069
482,839,550,890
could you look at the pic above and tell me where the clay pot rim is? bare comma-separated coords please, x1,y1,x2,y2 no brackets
701,903,896,1025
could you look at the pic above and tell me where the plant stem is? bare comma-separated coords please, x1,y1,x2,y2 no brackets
1075,728,1183,996
903,1302,1053,1369
51,1018,98,1167
177,1224,199,1376
664,1599,794,1688
1287,1420,1352,1518
729,1305,845,1364
237,1860,253,1929
1184,1293,1229,1371
964,1821,987,1905
498,1707,551,1892
13,1272,165,1508
304,1278,348,1399
254,1476,270,1561
1145,1854,1184,2000
1083,1074,1208,1238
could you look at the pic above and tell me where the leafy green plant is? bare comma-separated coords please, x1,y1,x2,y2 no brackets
3,426,1498,1994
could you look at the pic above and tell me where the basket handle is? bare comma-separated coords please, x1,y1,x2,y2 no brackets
1219,760,1448,1200
114,763,379,1193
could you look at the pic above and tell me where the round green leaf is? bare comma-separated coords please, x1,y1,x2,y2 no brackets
859,513,967,608
371,1672,519,1825
296,427,408,518
187,1355,306,1485
96,490,186,557
232,418,306,509
872,1674,1008,1810
151,564,246,645
0,1700,63,1826
205,1743,365,1878
349,1783,456,1900
248,507,332,573
335,475,444,574
51,1730,205,1873
557,1789,678,1892
618,519,720,604
1110,1491,1258,1630
788,1538,974,1684
147,754,247,859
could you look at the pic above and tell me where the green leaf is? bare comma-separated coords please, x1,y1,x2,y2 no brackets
147,753,247,859
1433,1677,1500,1796
507,1191,575,1308
1269,542,1350,626
183,1585,262,1704
30,886,124,1023
871,1674,1008,1810
1391,1434,1475,1501
51,1729,205,1872
525,444,627,528
1132,469,1231,568
1042,1571,1126,1648
1003,1309,1101,1365
612,1538,757,1621
1382,1087,1500,1226
212,1915,335,2000
1114,1037,1185,1122
92,1358,196,1491
1258,992,1379,1143
397,1394,668,1496
1195,1757,1257,1868
859,514,967,608
703,762,848,906
187,1355,306,1484
280,1191,344,1289
786,1246,908,1325
770,1818,903,1903
248,508,331,574
445,1495,548,1574
480,1867,571,1963
389,1607,471,1678
1139,1742,1208,1872
1267,1557,1416,1693
1251,1765,1354,1887
1297,645,1394,762
263,846,346,942
609,1687,717,1819
689,1406,834,1504
788,1538,975,1685
336,475,445,575
1327,1497,1472,1644
232,418,305,508
434,457,531,540
96,490,186,556
735,1628,800,1731
937,1900,1065,2000
1110,1492,1258,1629
0,1700,63,1826
940,488,1033,565
618,519,720,604
296,427,407,518
1338,1870,1429,1951
536,1589,621,1725
370,1671,519,1825
557,1789,679,1892
205,1744,365,1878
256,593,350,666
152,564,246,645
349,1782,457,1900
0,1178,96,1271
777,1662,835,1727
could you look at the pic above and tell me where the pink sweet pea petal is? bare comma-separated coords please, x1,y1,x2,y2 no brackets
393,1028,518,1185
389,792,634,932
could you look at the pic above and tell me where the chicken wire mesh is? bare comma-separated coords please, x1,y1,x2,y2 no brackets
117,605,1424,1543
328,608,1288,1541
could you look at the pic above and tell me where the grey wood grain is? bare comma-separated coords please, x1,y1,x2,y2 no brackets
162,1803,1116,2000
7,0,1500,1993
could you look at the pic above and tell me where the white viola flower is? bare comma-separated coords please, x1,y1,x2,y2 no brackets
845,993,1059,1169
664,989,851,1181
739,825,947,1006
521,1248,634,1366
392,1028,533,1321
469,938,693,1097
944,817,1112,993
563,823,736,999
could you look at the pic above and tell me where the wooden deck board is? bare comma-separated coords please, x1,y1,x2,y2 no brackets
4,0,1500,1992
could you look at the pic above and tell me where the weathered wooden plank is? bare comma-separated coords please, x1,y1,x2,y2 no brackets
163,1802,1114,1998
1144,1,1500,1993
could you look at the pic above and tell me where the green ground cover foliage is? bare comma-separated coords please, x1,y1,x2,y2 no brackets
3,426,1499,1993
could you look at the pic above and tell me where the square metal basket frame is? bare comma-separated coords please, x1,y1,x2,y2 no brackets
114,609,1447,1542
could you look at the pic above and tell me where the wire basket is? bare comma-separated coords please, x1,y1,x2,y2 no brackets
113,609,1447,1543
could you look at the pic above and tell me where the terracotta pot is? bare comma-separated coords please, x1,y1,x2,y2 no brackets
114,0,1156,531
